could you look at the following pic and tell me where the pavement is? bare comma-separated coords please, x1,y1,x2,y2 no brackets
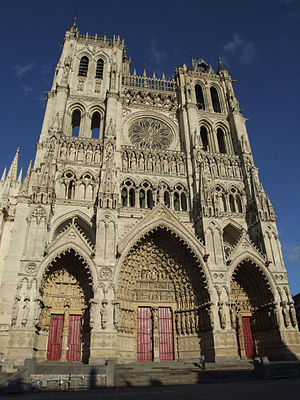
2,378,300,400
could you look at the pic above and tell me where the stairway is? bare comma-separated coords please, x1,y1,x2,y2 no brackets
114,360,254,387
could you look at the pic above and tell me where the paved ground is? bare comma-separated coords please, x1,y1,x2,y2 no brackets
2,378,300,400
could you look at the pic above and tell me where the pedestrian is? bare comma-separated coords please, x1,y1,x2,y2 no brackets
200,354,206,370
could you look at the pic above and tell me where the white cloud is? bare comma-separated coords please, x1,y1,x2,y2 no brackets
287,246,300,261
148,39,166,66
221,34,257,66
21,85,33,97
12,63,35,78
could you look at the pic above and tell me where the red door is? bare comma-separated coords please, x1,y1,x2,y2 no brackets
158,308,174,360
66,315,82,362
137,307,153,361
47,314,64,361
242,316,255,358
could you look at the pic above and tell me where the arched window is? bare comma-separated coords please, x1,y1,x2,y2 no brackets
96,59,104,79
174,192,180,211
164,191,170,208
67,180,75,199
129,188,135,207
71,109,81,137
200,126,209,151
236,195,243,213
121,180,135,207
181,193,187,211
195,84,205,110
91,112,100,138
139,189,145,208
217,128,226,154
78,56,89,77
221,194,227,212
121,188,128,206
229,194,235,212
147,190,153,209
210,86,221,113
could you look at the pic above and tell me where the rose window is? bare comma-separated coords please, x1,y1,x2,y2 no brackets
129,118,173,150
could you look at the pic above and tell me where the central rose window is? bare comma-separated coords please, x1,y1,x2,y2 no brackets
129,118,173,150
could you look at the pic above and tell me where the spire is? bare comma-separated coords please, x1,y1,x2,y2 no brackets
20,159,32,195
7,147,19,183
72,16,77,29
217,56,229,74
17,168,23,184
67,16,78,35
0,167,7,184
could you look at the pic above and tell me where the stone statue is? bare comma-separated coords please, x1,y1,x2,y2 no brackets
21,298,30,326
100,299,108,329
218,303,226,329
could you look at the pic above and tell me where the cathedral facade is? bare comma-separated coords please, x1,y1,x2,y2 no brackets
0,22,299,369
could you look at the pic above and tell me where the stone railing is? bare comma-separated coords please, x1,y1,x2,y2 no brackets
122,73,177,92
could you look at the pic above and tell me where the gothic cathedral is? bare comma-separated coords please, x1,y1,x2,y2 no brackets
0,22,299,369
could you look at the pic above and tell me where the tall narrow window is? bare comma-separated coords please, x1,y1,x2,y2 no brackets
78,56,89,77
121,188,128,206
129,188,135,207
210,87,221,113
229,194,236,212
164,192,170,208
67,181,75,199
139,189,145,208
195,84,205,110
147,191,153,209
71,109,81,137
174,192,180,211
181,193,187,211
217,128,226,154
96,59,104,79
91,112,100,138
200,126,209,151
236,195,242,213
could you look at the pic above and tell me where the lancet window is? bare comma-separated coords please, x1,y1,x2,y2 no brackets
71,109,81,137
61,171,76,200
121,180,136,207
78,56,89,77
200,126,209,151
217,128,226,154
95,58,104,79
195,84,205,110
91,111,101,138
210,86,221,113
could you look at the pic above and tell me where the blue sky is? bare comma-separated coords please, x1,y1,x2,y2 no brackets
0,0,299,293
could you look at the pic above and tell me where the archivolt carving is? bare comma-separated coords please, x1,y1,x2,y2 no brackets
116,228,210,335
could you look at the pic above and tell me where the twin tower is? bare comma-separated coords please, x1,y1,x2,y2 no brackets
0,21,299,369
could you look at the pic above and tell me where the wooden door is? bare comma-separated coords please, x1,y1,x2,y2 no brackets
66,315,82,362
137,307,153,361
47,314,64,361
242,316,255,359
158,307,174,361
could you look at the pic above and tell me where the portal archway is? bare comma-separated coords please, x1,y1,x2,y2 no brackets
116,227,214,361
230,259,280,359
38,249,93,363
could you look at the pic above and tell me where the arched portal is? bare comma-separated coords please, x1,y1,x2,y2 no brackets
38,249,93,363
230,260,280,360
116,227,214,361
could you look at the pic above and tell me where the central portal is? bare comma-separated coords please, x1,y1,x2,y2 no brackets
137,307,174,361
116,227,213,361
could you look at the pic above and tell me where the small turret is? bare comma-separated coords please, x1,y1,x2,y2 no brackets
217,56,229,74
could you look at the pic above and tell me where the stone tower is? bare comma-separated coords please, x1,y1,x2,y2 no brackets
0,22,299,369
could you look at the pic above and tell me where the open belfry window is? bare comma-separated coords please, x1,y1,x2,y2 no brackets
78,56,89,77
96,58,104,79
